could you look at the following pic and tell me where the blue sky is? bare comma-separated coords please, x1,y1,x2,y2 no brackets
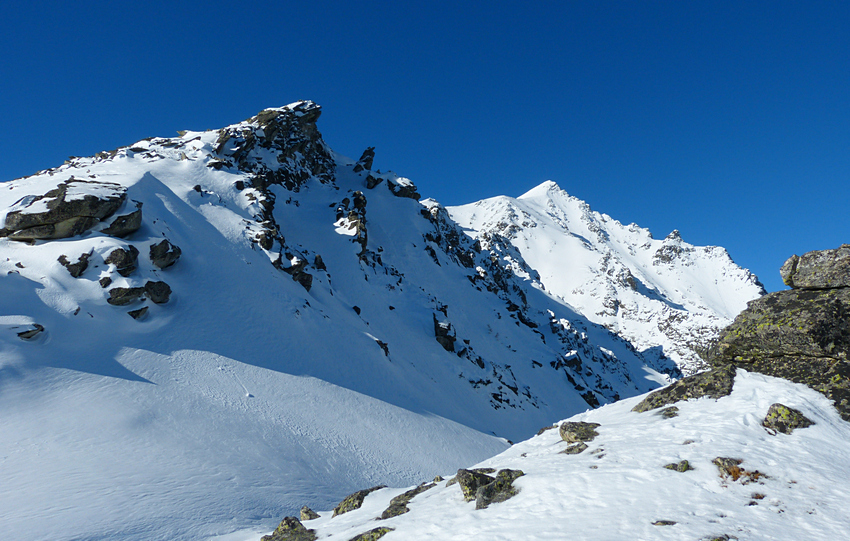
2,1,848,291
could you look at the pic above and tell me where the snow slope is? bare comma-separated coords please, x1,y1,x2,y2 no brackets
449,181,766,374
271,370,850,541
0,102,688,539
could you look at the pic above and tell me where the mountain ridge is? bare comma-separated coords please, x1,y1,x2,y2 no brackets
0,101,763,540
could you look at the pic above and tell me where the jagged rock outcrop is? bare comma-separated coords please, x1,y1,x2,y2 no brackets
149,239,181,269
710,245,850,421
1,179,126,241
353,147,375,173
299,506,319,521
474,469,524,510
58,251,92,278
379,482,435,519
105,246,139,277
107,287,146,306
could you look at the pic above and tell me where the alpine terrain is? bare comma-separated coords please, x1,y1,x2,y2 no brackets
0,101,765,540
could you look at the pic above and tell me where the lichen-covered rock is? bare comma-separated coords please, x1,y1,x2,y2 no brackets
107,287,145,306
380,482,436,519
101,202,142,238
559,421,601,443
559,442,588,455
658,406,679,418
260,516,317,541
299,506,319,521
149,239,181,269
348,527,393,541
712,457,768,483
631,366,736,413
762,403,815,434
58,251,92,278
714,288,850,361
780,244,850,289
475,469,524,509
105,246,139,277
663,460,694,472
455,469,495,502
332,485,386,517
144,281,171,304
710,248,850,421
2,179,126,240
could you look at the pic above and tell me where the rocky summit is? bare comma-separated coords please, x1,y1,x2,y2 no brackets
0,101,773,540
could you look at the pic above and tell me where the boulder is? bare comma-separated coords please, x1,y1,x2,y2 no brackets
332,485,385,517
2,179,126,241
780,244,850,289
380,482,436,519
455,469,495,502
105,246,139,277
102,202,143,238
559,442,588,455
347,527,393,541
762,403,814,434
107,287,145,306
663,460,694,472
710,246,850,420
149,239,181,269
475,469,524,509
260,516,317,541
299,506,319,521
58,251,92,278
631,366,736,413
144,281,172,304
433,314,456,352
559,421,601,443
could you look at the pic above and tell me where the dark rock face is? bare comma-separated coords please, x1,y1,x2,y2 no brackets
631,366,736,413
762,403,814,434
17,323,44,340
128,306,148,320
348,527,393,541
102,203,143,238
332,485,386,517
380,482,435,519
474,469,524,509
2,179,126,241
260,516,317,541
149,239,181,269
105,246,139,277
144,281,171,304
780,245,850,289
353,147,375,173
433,314,456,352
107,287,145,306
710,245,850,421
58,251,92,277
386,178,420,200
559,422,601,443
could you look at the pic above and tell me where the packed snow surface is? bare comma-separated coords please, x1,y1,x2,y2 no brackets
262,370,850,541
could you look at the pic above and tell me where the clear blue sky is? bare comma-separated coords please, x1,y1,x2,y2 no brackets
2,1,848,292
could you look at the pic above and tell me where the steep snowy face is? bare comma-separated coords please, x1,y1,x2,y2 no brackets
0,102,680,540
449,180,766,374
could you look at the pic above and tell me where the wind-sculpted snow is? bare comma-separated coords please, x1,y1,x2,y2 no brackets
449,180,766,374
0,102,694,539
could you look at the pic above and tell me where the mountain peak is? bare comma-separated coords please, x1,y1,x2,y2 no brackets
517,180,564,200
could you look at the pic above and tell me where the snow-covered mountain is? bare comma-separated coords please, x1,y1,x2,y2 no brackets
0,101,761,540
449,182,766,374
